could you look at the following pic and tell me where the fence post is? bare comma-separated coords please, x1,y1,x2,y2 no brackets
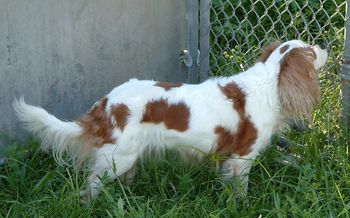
186,0,199,84
342,0,350,131
199,0,211,82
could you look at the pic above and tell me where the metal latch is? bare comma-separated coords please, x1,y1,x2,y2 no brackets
180,50,200,68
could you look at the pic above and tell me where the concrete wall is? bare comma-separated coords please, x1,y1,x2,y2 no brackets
0,0,188,155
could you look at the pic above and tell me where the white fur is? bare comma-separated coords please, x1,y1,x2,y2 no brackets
13,40,328,202
13,97,82,165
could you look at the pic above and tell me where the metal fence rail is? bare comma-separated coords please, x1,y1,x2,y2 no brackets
342,1,350,130
199,0,349,130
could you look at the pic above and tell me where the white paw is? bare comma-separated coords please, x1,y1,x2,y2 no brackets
79,189,90,205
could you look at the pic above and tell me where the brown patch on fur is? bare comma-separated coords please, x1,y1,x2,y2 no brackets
258,41,281,63
215,127,234,153
280,45,290,54
215,122,257,157
219,83,245,114
278,47,320,119
77,97,115,148
141,99,190,132
216,83,258,156
155,81,183,91
111,103,130,131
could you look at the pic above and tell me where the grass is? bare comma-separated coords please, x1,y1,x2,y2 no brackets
0,125,349,217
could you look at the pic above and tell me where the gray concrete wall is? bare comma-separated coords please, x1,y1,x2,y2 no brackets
0,0,188,155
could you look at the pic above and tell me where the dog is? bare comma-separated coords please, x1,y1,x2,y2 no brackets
13,40,328,202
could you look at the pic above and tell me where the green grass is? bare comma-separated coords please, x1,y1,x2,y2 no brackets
0,126,349,217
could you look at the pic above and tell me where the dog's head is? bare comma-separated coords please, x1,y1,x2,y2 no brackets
259,40,328,119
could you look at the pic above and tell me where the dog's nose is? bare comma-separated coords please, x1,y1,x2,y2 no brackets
319,43,328,50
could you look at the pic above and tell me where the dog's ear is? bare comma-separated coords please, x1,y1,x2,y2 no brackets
258,41,281,63
278,47,320,119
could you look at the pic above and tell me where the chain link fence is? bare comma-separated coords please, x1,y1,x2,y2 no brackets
208,0,346,74
199,0,348,140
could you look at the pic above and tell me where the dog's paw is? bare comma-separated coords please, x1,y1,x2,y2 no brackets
79,189,91,205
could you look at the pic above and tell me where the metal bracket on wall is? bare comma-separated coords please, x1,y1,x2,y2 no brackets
184,0,210,83
180,49,200,68
196,50,200,67
185,0,198,84
180,50,193,68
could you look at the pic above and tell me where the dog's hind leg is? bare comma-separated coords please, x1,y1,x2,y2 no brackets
80,143,138,203
220,156,253,198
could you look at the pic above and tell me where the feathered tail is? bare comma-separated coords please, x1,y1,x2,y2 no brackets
13,98,84,166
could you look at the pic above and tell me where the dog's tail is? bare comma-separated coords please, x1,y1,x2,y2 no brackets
13,97,84,166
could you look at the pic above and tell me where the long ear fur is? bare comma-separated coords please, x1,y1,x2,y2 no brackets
258,41,281,63
278,47,320,119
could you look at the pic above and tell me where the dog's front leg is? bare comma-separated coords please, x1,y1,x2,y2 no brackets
119,163,137,184
220,156,253,197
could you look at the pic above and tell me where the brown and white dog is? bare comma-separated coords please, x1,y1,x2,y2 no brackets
13,40,328,202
